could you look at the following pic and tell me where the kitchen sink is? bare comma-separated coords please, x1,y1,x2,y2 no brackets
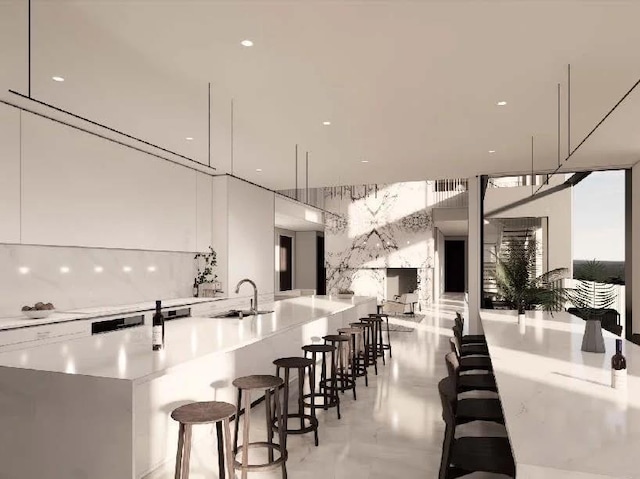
212,309,274,318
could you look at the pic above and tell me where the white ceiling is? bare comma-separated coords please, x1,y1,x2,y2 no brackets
2,1,640,190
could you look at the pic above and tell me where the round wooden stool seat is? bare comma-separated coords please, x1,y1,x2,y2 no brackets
233,374,288,478
171,401,235,425
273,357,313,369
301,342,341,419
369,313,393,358
302,344,336,354
272,356,319,446
233,374,284,391
171,401,235,479
323,334,349,342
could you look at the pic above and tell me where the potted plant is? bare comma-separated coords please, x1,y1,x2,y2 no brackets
194,246,220,298
493,233,569,317
337,288,355,299
568,259,618,352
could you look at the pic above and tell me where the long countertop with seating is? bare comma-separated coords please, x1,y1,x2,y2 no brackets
0,295,374,383
480,309,640,479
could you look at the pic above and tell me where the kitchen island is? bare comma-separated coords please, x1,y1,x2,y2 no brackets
0,295,376,479
480,309,640,479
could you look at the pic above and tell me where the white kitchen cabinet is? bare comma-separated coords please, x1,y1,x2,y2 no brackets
20,113,200,251
0,103,21,244
227,176,275,295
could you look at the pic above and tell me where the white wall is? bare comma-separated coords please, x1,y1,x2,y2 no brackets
484,184,573,275
295,231,317,291
227,177,275,297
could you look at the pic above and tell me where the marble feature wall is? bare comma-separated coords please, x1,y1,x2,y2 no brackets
0,244,196,318
324,182,435,307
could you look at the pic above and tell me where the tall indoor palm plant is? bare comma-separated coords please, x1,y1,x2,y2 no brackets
494,233,569,313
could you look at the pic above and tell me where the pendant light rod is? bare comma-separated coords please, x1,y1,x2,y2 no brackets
567,64,571,157
208,82,211,168
28,0,31,98
305,151,309,204
295,144,298,201
557,83,561,167
531,135,534,196
230,98,234,175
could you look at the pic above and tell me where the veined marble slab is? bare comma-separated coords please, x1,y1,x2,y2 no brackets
480,309,639,479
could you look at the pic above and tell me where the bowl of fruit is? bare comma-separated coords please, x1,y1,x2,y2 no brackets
21,302,55,319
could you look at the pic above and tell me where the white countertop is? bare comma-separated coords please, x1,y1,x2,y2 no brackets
0,297,226,331
0,296,372,384
480,309,640,479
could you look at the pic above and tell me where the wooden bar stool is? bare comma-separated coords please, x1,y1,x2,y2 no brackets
273,357,319,447
338,326,367,389
232,375,288,479
357,318,379,374
361,316,385,365
323,334,356,400
369,312,393,359
348,322,371,385
301,343,341,419
171,401,235,479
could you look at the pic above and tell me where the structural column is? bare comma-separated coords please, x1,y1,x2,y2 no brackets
467,176,483,335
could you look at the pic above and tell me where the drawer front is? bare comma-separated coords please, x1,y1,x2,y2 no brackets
0,320,89,349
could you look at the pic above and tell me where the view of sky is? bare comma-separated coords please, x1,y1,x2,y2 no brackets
572,170,625,261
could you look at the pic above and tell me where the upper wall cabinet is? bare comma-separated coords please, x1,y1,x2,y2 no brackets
0,104,21,244
20,113,210,252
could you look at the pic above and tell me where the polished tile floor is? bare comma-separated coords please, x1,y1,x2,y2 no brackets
147,294,463,479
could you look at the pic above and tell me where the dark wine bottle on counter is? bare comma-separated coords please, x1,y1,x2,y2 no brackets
152,300,164,351
611,339,627,389
193,279,199,298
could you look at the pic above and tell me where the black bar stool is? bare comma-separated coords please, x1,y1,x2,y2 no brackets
301,343,341,419
345,324,369,387
362,316,386,365
171,401,235,479
232,375,288,479
323,334,356,400
369,312,392,359
273,357,319,447
357,318,380,373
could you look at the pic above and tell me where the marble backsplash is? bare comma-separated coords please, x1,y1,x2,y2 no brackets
0,244,197,318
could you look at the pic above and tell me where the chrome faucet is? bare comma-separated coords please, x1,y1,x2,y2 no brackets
235,278,258,314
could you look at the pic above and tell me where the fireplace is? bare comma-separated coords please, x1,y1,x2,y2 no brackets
386,268,418,300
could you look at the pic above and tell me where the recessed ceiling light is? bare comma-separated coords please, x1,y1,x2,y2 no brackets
488,150,496,154
497,101,507,106
123,266,132,273
60,266,70,274
241,39,254,47
52,76,65,82
18,266,30,275
94,266,104,273
147,266,157,272
185,137,194,141
361,160,369,163
256,168,262,172
323,121,331,126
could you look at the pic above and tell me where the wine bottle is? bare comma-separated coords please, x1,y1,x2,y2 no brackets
611,339,627,389
193,279,199,298
152,300,164,351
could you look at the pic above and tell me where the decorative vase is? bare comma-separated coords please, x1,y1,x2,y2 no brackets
581,319,606,353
